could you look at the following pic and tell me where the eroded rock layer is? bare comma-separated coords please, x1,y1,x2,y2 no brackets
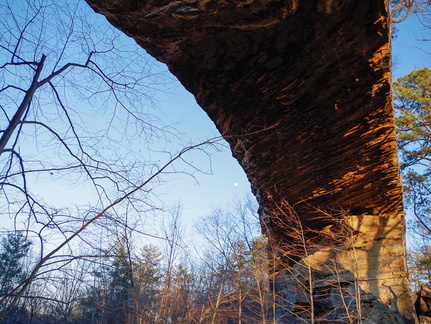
86,0,400,227
85,0,413,321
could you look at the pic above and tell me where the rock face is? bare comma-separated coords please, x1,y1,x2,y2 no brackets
85,0,414,321
416,286,431,323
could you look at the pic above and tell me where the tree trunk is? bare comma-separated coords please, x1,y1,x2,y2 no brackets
85,0,414,322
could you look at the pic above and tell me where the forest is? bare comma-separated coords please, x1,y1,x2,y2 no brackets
1,0,431,323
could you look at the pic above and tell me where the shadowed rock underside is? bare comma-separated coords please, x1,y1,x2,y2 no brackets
85,0,414,322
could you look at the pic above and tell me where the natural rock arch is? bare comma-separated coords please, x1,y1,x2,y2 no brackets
85,0,414,322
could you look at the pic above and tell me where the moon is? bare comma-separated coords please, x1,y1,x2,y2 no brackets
233,182,239,187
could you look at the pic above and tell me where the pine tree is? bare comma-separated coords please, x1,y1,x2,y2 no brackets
407,245,431,290
394,68,431,297
0,233,31,296
0,232,31,322
394,67,431,236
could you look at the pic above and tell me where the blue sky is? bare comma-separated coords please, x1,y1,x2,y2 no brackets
0,0,252,246
393,14,431,79
105,11,431,243
154,13,431,233
2,1,430,250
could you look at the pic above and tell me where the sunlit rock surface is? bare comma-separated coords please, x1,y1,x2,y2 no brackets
85,0,414,321
416,286,431,323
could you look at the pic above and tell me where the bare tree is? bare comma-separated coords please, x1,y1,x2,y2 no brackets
194,196,271,324
263,200,366,323
390,0,417,23
0,138,222,321
0,0,171,228
0,0,224,319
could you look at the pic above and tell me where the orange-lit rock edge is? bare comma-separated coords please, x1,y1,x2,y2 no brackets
85,0,414,321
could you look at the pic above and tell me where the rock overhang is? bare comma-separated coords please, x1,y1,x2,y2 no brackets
85,0,401,235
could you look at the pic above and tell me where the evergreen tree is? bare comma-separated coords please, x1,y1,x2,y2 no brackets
407,245,431,290
0,232,32,322
132,244,162,323
0,233,31,296
78,239,162,324
110,238,134,304
394,68,431,296
394,67,431,236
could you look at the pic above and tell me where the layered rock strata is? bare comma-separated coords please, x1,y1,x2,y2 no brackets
85,0,414,321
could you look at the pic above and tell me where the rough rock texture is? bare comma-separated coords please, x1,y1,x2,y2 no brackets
272,215,413,322
416,286,431,323
85,0,414,321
